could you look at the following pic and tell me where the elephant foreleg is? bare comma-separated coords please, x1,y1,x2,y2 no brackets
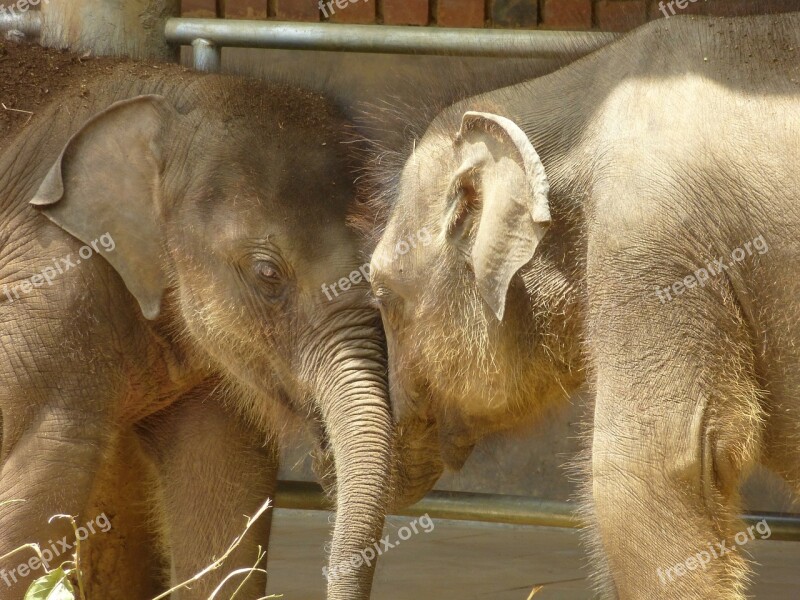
137,383,278,599
0,394,115,600
82,428,166,599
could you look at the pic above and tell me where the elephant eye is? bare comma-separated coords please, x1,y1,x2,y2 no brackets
253,261,283,285
372,284,396,309
373,285,404,326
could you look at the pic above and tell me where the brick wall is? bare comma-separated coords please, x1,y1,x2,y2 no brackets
182,0,799,31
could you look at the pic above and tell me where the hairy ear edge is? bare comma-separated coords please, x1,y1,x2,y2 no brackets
447,111,551,321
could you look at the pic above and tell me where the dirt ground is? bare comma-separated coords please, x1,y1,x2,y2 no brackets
0,39,189,142
1,40,104,139
268,510,800,599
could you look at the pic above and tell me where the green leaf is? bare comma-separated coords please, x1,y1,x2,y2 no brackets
24,566,76,600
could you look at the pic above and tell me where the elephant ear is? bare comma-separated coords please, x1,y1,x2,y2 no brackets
444,111,551,321
30,95,176,320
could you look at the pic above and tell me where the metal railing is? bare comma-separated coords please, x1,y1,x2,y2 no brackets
164,18,619,72
1,15,619,71
0,10,41,38
276,480,800,542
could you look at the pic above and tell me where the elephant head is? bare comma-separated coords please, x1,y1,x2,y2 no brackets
29,77,441,597
369,108,585,472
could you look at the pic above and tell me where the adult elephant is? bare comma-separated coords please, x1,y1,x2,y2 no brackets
0,60,441,599
368,12,799,600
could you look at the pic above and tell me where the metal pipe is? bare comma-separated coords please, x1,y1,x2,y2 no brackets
192,38,222,72
274,480,800,542
165,18,618,58
0,10,41,38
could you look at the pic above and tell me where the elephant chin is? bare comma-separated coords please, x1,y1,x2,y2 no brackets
435,406,478,471
440,439,475,471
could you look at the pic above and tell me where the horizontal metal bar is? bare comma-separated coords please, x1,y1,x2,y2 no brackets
274,480,800,541
165,18,618,58
0,10,41,38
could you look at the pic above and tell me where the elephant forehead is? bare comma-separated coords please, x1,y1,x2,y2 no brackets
208,204,357,263
399,137,452,203
376,141,449,256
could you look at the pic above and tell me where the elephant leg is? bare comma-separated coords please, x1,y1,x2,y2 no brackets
82,429,166,599
137,383,277,599
588,291,764,599
0,393,114,600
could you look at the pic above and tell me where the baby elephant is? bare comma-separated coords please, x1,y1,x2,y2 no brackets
0,60,440,598
369,13,799,600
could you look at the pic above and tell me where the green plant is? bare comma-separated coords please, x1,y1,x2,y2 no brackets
4,498,281,600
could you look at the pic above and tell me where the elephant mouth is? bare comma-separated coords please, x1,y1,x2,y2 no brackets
387,416,445,509
400,378,474,473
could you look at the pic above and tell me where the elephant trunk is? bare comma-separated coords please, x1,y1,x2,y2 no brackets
314,317,392,599
383,332,445,509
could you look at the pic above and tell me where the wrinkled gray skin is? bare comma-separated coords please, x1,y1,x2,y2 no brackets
371,13,799,600
0,63,440,599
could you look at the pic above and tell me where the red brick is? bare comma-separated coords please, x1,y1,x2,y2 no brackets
542,0,592,29
492,0,539,28
437,0,485,27
275,0,320,20
595,0,646,31
705,0,800,16
328,0,375,23
759,0,800,13
224,0,267,19
382,0,429,25
182,0,218,17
